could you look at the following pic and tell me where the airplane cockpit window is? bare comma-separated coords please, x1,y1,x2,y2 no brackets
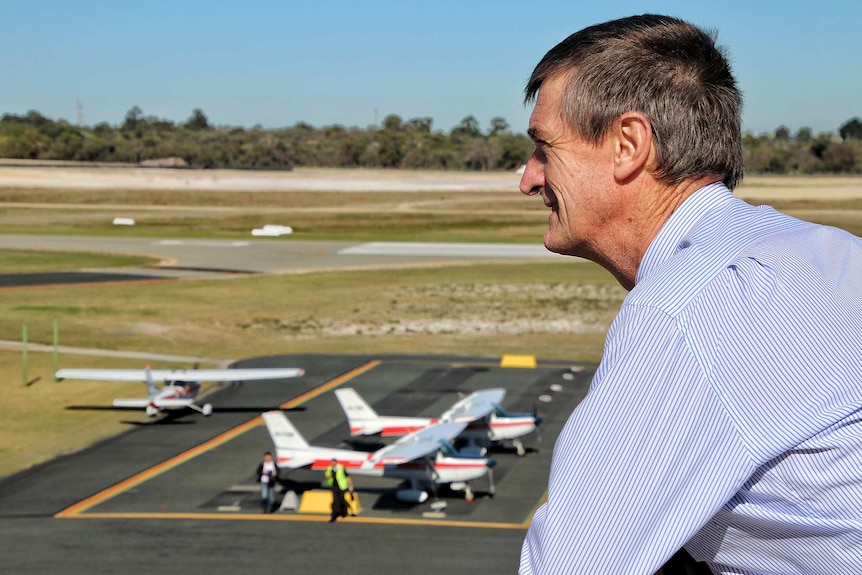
437,439,458,457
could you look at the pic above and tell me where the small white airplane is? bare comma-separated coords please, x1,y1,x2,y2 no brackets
55,365,305,417
262,410,496,503
334,387,541,456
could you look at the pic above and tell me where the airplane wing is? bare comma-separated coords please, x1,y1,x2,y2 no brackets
55,367,305,382
439,388,506,422
370,421,467,466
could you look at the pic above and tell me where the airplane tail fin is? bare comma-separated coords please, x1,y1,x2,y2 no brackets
262,411,310,450
334,388,379,425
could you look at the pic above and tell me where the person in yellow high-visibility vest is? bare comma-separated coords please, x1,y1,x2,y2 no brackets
325,458,354,522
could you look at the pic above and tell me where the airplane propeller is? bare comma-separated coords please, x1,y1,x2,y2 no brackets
145,364,156,397
533,402,544,444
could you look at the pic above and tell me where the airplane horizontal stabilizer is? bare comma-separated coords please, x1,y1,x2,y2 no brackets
112,398,154,408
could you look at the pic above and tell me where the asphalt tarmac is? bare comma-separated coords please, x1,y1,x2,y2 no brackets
0,353,594,575
0,235,567,287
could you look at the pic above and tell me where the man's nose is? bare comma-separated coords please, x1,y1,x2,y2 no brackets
519,155,544,196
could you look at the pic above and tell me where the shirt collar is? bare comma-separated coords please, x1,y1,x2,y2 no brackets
636,182,735,285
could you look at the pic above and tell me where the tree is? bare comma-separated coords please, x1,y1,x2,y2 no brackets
774,126,790,141
377,131,404,167
122,106,143,131
822,142,857,172
795,127,812,142
489,117,509,136
184,109,210,130
451,115,481,137
839,117,862,140
382,114,403,132
405,117,432,133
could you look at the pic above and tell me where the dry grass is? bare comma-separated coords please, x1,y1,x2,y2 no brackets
0,248,157,273
1,260,620,477
2,171,862,238
2,167,861,478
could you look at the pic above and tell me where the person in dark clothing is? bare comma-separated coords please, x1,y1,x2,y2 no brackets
256,451,279,513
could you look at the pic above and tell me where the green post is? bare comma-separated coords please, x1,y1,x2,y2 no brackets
53,319,59,381
22,323,28,387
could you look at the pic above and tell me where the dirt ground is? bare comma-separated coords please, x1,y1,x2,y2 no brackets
0,164,521,192
1,163,861,199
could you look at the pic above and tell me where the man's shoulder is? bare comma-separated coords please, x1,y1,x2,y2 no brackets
628,201,817,315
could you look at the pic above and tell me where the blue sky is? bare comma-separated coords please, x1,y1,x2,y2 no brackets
1,0,860,135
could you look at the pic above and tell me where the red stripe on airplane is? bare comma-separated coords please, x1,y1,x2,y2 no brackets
490,420,534,428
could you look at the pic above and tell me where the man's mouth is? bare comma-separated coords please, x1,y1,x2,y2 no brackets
539,188,558,212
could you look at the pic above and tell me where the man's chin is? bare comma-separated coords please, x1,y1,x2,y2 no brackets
543,234,577,257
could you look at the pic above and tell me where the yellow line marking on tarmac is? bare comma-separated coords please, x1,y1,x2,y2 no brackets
62,512,528,530
54,360,380,519
522,490,547,526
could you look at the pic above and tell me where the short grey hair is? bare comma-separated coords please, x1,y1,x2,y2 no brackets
525,14,744,190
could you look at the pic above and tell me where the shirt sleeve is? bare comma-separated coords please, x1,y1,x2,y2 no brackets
520,305,757,575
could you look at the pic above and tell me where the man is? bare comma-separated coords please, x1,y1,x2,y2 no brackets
256,451,279,514
518,14,862,575
325,458,354,522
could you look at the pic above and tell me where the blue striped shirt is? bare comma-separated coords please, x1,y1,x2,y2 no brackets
520,182,862,575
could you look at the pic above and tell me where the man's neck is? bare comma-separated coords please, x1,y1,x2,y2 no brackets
603,175,722,290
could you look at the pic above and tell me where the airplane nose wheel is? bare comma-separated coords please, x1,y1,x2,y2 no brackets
463,484,474,502
202,403,213,416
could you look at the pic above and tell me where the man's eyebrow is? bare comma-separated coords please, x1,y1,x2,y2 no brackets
526,127,546,143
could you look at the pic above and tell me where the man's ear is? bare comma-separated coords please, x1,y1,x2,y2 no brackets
612,112,653,182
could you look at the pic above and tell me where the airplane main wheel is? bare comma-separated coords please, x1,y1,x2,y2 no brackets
514,439,526,457
202,403,213,416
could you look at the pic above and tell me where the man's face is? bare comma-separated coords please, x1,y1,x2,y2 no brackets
520,73,618,259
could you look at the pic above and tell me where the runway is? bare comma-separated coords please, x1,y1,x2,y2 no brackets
0,353,593,574
0,235,567,286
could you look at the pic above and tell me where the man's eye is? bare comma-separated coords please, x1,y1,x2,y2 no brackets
533,146,547,161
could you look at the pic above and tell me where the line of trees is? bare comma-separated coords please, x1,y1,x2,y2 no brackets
1,107,861,174
0,108,532,171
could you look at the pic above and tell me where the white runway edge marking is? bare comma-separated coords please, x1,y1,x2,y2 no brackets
338,242,567,258
153,240,251,247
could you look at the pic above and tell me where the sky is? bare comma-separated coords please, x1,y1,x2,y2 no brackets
1,0,860,136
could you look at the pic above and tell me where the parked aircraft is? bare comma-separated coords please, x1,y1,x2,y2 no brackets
262,410,495,503
334,387,541,455
55,365,304,417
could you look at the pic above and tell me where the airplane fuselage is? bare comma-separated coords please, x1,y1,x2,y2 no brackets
155,381,201,402
275,448,490,484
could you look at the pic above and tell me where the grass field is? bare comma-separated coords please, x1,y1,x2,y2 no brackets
2,166,861,478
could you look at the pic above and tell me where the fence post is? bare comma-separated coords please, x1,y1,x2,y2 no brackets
53,319,59,381
22,323,28,387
